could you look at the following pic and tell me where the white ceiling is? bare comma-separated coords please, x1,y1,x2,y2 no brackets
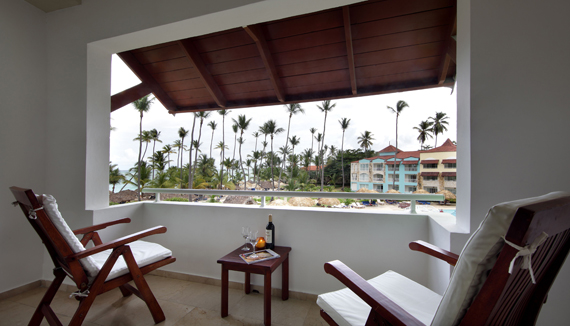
25,0,81,13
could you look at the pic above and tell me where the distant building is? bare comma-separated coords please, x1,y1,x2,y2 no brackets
419,139,457,194
350,139,456,194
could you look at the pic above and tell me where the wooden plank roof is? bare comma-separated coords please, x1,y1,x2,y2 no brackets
111,0,457,113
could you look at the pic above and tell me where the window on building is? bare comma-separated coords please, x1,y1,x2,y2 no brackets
405,164,418,171
388,175,400,182
359,173,369,182
387,164,399,171
373,174,383,182
444,163,457,169
423,163,438,169
374,184,383,191
373,163,383,171
424,176,438,181
360,163,369,170
405,175,417,183
424,186,438,193
388,184,400,191
359,184,369,190
444,176,456,181
405,186,417,193
351,173,357,181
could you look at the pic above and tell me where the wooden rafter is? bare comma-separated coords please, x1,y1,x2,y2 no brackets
343,6,357,95
438,13,457,85
243,25,285,102
116,52,178,112
177,39,227,108
110,83,152,112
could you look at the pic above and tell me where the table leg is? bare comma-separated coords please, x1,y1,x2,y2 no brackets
264,271,272,326
282,256,289,301
245,272,251,294
221,266,228,318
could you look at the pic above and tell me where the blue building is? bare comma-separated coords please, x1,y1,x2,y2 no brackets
351,145,420,193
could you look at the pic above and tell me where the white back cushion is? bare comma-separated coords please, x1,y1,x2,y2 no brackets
431,192,569,326
39,194,100,279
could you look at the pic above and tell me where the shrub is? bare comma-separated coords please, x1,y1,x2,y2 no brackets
109,202,119,206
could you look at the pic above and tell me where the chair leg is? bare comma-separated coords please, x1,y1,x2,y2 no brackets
29,268,66,326
68,291,99,326
123,247,165,324
119,285,133,297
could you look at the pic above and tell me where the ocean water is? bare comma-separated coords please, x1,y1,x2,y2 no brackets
443,209,457,216
109,170,138,191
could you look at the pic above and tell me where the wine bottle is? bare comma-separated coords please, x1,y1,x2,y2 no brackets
265,214,275,250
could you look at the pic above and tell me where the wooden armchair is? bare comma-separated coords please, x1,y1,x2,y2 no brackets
10,187,176,326
318,192,570,326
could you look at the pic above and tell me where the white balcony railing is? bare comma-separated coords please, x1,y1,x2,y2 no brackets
142,188,444,214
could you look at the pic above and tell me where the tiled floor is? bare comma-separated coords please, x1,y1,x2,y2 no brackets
0,275,327,326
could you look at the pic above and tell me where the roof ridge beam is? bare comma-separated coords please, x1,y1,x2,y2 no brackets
243,25,285,102
438,12,457,85
110,83,152,112
177,39,227,108
116,52,178,112
343,6,357,95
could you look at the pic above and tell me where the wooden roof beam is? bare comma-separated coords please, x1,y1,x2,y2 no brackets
243,25,285,102
343,6,357,95
116,52,178,112
177,39,227,108
438,12,457,85
110,83,152,112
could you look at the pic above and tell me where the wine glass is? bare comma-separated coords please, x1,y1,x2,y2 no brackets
248,230,260,258
241,227,251,251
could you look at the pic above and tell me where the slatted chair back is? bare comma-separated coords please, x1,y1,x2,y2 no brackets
10,187,89,290
462,196,570,325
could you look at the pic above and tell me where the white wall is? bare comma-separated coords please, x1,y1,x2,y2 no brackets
458,0,570,324
142,203,430,294
0,0,47,293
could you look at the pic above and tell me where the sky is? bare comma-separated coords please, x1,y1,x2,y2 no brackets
110,55,457,171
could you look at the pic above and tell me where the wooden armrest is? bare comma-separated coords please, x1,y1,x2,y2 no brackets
324,260,425,326
409,240,459,266
67,226,167,260
73,218,131,235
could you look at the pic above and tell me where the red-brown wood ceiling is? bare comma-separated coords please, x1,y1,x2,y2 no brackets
111,0,457,114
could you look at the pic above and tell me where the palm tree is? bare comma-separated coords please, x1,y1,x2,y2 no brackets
357,131,375,151
258,123,271,185
252,131,260,152
429,112,449,148
232,114,252,189
278,103,304,189
207,120,217,158
317,100,335,191
387,100,409,188
232,123,238,160
149,128,162,179
162,144,175,169
250,150,262,185
218,109,230,190
109,163,124,193
309,127,317,154
172,140,182,169
314,133,323,176
338,117,351,191
414,120,434,150
288,135,300,181
132,95,154,200
191,111,211,189
177,127,189,187
265,120,285,190
150,150,168,173
214,141,229,188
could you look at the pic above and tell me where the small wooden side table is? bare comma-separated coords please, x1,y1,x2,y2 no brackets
217,246,291,326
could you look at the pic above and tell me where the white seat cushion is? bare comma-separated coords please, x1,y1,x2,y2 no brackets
317,270,442,326
90,240,172,281
432,192,569,326
39,194,100,278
